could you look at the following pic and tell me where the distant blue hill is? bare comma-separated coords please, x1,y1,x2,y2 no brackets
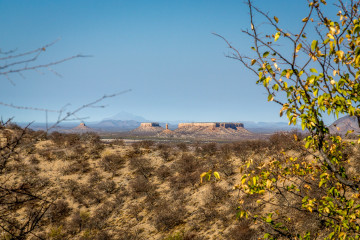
102,111,148,122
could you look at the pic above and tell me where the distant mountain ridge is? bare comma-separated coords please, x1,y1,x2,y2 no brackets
94,120,140,131
15,111,303,134
329,115,360,135
103,111,148,122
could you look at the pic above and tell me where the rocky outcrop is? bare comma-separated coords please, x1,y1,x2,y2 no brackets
177,122,244,130
157,122,251,139
69,122,96,133
140,123,160,127
130,122,164,135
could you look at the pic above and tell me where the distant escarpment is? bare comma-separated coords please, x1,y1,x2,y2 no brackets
124,122,252,140
171,122,251,139
130,122,164,136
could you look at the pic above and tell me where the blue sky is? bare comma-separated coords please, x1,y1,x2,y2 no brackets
0,0,333,124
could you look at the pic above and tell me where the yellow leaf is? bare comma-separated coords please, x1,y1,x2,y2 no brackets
274,32,280,42
200,172,208,183
330,80,336,85
296,43,302,53
286,71,291,79
327,33,334,39
274,16,279,23
293,134,298,141
213,171,220,180
251,59,256,66
333,70,337,76
302,17,309,22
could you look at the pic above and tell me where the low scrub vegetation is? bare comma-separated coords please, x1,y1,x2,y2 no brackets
2,123,358,239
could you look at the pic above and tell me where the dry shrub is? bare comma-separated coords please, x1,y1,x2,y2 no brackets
66,210,91,234
175,154,203,174
207,184,229,205
220,143,232,159
128,157,154,178
156,165,172,181
163,231,203,240
126,147,143,159
169,171,199,190
169,153,205,189
268,130,303,152
200,143,218,156
92,232,113,240
198,203,219,223
159,148,172,162
218,157,235,177
29,156,40,165
88,171,103,185
64,180,102,206
52,149,66,160
128,202,143,221
129,175,156,197
112,138,125,146
116,228,143,240
89,202,115,229
97,179,117,194
225,220,257,240
46,199,72,224
48,132,66,146
177,142,188,151
62,159,91,175
154,201,184,231
157,144,174,162
49,132,81,147
100,153,126,176
114,187,128,208
156,143,170,151
37,149,54,162
138,140,154,149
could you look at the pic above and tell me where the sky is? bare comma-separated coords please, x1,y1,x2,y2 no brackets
0,0,337,124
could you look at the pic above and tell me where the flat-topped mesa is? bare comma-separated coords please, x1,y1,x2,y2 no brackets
178,122,244,130
131,122,164,135
140,122,160,127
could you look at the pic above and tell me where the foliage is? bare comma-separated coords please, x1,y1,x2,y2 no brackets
200,170,221,184
217,0,360,239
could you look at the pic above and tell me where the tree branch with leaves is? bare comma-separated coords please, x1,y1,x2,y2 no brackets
216,0,360,239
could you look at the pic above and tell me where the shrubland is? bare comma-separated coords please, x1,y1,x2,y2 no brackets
2,120,360,239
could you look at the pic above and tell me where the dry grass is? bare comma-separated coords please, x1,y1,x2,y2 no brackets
1,126,332,239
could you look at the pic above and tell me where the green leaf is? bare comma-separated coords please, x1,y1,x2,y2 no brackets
310,68,318,73
263,51,270,58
